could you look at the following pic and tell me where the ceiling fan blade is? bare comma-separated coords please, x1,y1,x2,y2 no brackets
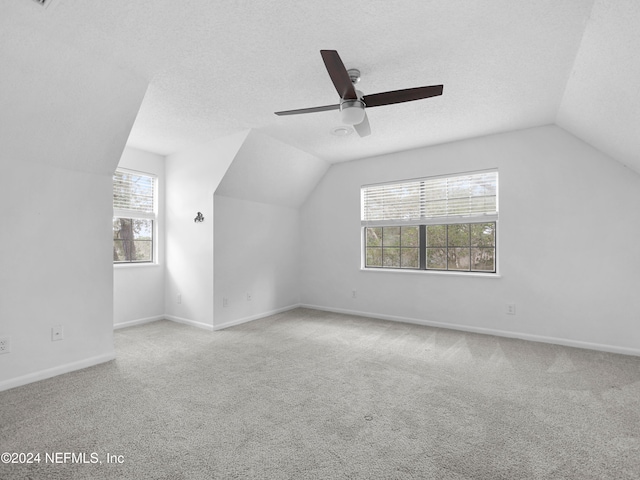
275,104,340,116
363,85,443,108
353,113,371,137
320,50,357,100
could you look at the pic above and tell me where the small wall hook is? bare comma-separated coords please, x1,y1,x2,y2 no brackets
194,212,204,223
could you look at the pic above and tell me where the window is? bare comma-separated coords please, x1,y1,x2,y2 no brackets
362,170,498,273
365,226,420,269
113,169,156,263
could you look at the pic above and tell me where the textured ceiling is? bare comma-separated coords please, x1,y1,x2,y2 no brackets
3,0,638,170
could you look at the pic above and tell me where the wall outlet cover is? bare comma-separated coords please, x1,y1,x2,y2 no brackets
51,325,64,341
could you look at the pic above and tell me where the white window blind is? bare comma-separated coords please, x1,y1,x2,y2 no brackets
361,170,498,226
113,169,156,219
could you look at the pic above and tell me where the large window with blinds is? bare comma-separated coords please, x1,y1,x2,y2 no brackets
113,169,156,264
361,170,498,273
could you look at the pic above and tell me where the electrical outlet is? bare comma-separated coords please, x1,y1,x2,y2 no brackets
352,290,357,299
246,292,252,301
223,297,229,308
51,325,64,341
0,337,11,354
177,293,182,304
506,303,516,315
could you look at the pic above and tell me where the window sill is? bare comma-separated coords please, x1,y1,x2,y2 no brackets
360,267,500,278
114,263,160,268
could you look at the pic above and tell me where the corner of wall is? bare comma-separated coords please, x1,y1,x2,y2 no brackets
164,131,249,328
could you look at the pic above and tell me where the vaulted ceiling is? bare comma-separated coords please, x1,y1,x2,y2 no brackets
2,0,639,172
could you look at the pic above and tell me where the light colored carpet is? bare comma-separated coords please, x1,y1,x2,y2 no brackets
1,308,639,479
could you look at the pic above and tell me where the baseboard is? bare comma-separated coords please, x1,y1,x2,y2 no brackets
0,351,116,393
115,305,303,333
300,304,640,357
164,315,214,331
213,303,301,331
113,315,164,330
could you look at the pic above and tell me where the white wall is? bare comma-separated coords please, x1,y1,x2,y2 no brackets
213,195,300,328
113,147,166,328
300,125,640,354
164,131,249,329
212,132,326,328
0,163,117,390
0,26,147,390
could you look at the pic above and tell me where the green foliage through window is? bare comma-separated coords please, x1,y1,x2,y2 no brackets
365,222,496,273
366,226,420,269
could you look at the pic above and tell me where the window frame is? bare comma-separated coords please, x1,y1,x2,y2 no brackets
361,170,499,276
113,168,158,265
363,221,497,274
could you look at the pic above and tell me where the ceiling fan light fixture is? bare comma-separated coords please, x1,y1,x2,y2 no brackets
340,99,366,125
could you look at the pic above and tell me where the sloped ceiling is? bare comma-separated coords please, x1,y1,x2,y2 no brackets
2,1,638,171
215,130,329,209
0,10,147,175
557,0,640,172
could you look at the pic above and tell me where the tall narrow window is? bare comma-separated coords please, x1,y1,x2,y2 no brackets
361,170,498,273
113,169,156,264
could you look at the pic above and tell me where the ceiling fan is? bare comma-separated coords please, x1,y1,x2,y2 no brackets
274,50,443,137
